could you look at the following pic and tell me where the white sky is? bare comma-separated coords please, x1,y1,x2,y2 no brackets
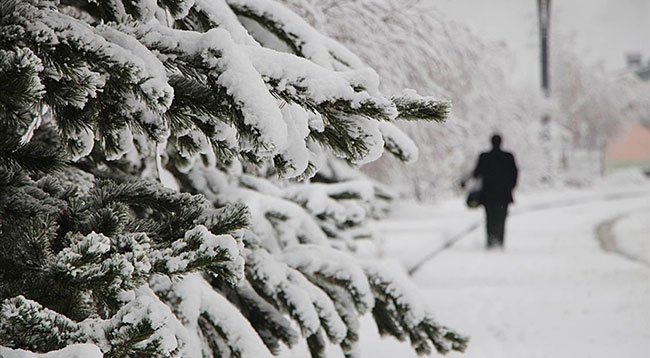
428,0,650,86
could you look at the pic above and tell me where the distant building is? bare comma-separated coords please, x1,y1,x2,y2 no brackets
605,122,650,170
604,54,650,171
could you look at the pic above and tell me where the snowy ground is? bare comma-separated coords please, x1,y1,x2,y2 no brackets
356,171,650,357
613,212,650,264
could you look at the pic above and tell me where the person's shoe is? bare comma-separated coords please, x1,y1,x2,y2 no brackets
486,244,504,251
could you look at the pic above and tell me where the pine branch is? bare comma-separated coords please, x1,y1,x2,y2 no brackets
213,278,300,354
392,92,451,122
0,47,45,134
89,180,208,217
364,265,469,355
0,135,66,174
226,0,363,70
0,296,87,353
310,116,371,162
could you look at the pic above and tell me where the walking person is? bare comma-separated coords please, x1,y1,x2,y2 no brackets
471,134,518,249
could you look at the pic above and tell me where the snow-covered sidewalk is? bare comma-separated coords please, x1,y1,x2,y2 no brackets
358,177,650,357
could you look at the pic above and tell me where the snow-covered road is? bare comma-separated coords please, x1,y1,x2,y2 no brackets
358,179,650,357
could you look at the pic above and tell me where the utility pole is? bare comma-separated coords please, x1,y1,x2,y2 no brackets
537,0,553,183
538,0,551,97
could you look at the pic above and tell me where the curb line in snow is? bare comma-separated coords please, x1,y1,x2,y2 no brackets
406,219,481,275
407,189,650,276
595,212,650,268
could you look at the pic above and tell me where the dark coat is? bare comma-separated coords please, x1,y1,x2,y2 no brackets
472,149,518,205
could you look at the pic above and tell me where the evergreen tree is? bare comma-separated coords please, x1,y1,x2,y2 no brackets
0,0,467,357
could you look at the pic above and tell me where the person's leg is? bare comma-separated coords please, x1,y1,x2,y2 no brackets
484,205,497,249
495,205,508,247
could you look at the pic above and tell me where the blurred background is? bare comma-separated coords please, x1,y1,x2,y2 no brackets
283,0,650,201
279,1,650,357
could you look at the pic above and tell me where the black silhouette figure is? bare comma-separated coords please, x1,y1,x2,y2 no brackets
471,134,518,249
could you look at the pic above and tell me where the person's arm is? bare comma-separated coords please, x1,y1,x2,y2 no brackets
472,153,484,179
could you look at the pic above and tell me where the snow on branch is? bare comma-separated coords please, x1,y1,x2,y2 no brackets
281,245,374,314
363,261,469,355
0,344,102,358
243,46,394,120
392,89,451,123
131,22,289,156
0,296,87,352
152,274,273,357
379,121,420,163
180,0,259,45
226,0,365,70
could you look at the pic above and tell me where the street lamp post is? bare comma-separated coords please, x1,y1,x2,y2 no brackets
537,0,553,183
538,0,551,97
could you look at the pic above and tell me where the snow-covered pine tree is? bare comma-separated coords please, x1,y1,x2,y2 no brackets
0,0,467,357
